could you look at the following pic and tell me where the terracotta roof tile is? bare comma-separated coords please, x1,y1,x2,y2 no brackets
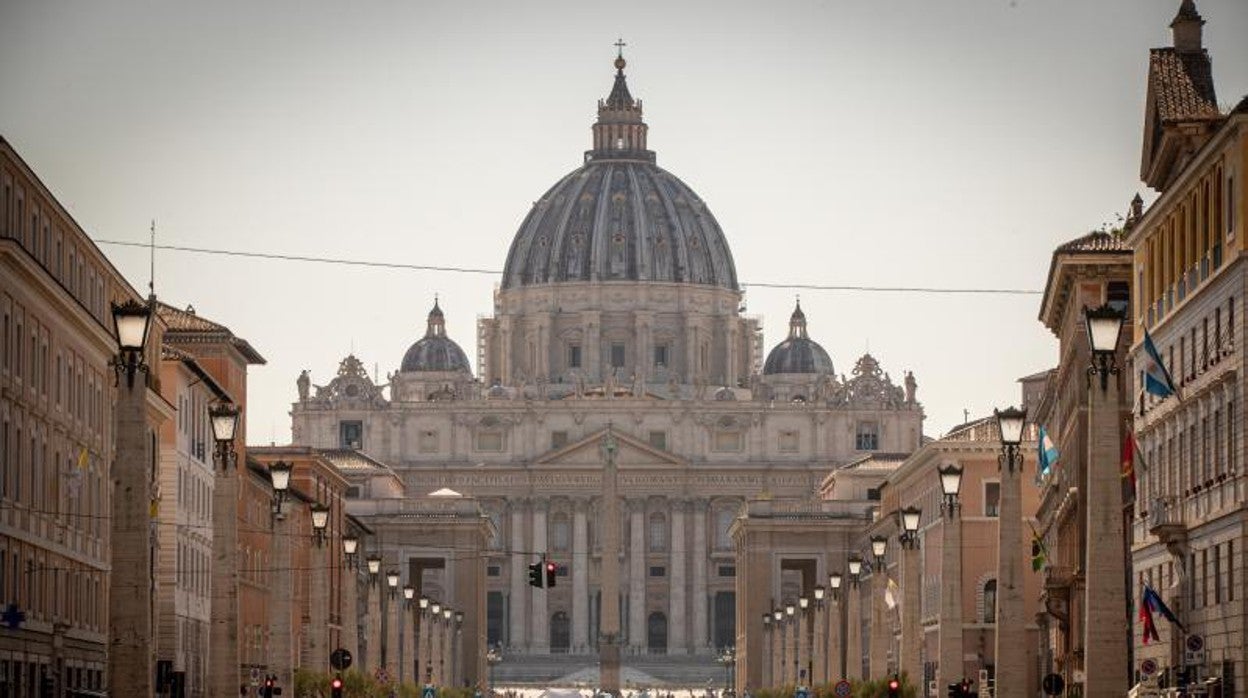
1055,230,1132,254
1149,48,1220,123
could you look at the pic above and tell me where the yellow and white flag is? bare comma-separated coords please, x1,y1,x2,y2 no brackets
77,447,89,469
885,577,900,610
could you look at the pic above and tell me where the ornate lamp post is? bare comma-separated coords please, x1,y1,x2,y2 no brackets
813,585,826,684
367,555,383,584
937,463,964,692
266,459,296,691
107,298,156,698
205,399,245,695
868,536,889,678
784,602,797,686
310,503,330,546
1082,303,1129,696
762,612,773,688
898,506,922,686
798,596,811,685
486,646,502,697
339,532,361,663
307,501,332,672
267,461,292,513
401,585,416,684
387,570,400,598
827,572,843,681
343,534,359,569
994,406,1028,697
845,555,863,680
363,553,383,672
772,608,784,688
418,596,431,684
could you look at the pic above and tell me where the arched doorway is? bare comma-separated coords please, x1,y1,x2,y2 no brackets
647,612,667,653
551,612,571,653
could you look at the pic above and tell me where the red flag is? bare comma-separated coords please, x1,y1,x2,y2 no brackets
1139,592,1159,644
1121,428,1138,505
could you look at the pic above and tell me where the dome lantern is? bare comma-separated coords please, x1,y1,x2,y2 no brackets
400,299,472,374
588,40,654,164
763,300,834,375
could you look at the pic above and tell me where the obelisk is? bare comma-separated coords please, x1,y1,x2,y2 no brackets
600,429,622,695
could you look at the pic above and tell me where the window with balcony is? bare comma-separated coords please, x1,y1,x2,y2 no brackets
984,482,1001,517
855,421,879,451
567,344,582,369
610,343,626,368
339,420,363,449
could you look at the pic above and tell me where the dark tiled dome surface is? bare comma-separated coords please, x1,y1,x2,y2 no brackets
400,301,471,373
763,337,835,375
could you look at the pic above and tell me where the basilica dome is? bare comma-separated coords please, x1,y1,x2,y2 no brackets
763,302,835,375
400,300,472,374
501,55,738,291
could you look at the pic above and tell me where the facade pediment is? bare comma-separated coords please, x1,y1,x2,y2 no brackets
535,428,685,467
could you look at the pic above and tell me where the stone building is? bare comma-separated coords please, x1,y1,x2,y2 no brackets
1,136,166,696
290,52,924,681
1126,2,1248,694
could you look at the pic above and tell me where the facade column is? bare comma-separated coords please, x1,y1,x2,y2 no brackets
531,499,550,651
901,544,922,688
691,499,709,654
938,513,963,691
828,595,843,681
869,569,889,679
341,565,360,669
669,500,688,654
573,499,590,652
628,500,646,651
771,618,783,688
417,607,429,684
268,510,294,691
401,604,415,685
109,379,155,698
429,615,442,686
845,583,861,681
761,623,772,688
798,609,810,685
785,613,797,685
509,500,528,651
385,586,400,680
1084,376,1128,696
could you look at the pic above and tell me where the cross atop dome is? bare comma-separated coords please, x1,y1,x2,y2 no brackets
426,298,446,337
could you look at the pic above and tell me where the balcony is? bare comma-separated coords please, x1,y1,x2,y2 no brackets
1044,565,1074,593
1147,496,1185,545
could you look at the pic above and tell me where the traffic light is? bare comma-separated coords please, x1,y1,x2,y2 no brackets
546,561,558,588
528,561,544,588
331,674,344,698
947,683,960,698
886,676,900,698
960,680,972,696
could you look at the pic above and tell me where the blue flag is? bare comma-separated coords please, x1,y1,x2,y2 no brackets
1038,425,1059,475
1142,584,1185,633
1141,326,1178,399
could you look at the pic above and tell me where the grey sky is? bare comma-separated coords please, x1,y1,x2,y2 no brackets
2,0,1245,442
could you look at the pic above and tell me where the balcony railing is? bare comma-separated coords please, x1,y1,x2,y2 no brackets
1147,496,1185,542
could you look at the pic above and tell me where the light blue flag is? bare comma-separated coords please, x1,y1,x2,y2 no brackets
1141,326,1178,399
1038,425,1059,475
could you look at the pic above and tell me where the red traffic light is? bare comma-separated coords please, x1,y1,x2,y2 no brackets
546,563,556,571
331,677,343,689
889,680,899,689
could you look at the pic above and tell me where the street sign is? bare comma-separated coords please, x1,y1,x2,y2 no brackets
1185,634,1204,653
833,680,851,697
1140,658,1159,676
794,686,809,698
1184,649,1207,667
1042,673,1065,696
423,685,436,698
330,648,353,671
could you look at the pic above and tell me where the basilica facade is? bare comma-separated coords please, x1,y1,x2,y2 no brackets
290,53,924,663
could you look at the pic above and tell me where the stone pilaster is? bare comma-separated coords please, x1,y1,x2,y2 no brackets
572,499,590,651
509,501,528,650
308,544,329,673
341,564,360,671
828,596,843,681
845,583,861,680
1084,378,1128,696
208,450,241,697
691,499,709,653
531,498,550,651
402,604,415,684
669,499,687,654
798,609,810,684
771,620,783,687
268,510,293,691
761,624,772,688
419,609,432,683
901,544,921,688
109,380,155,698
869,569,888,679
366,583,383,673
938,514,963,690
995,452,1028,698
628,499,646,651
785,613,797,685
385,586,400,680
813,603,826,684
429,615,442,686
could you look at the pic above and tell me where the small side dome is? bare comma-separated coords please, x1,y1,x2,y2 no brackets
763,301,835,375
400,299,472,374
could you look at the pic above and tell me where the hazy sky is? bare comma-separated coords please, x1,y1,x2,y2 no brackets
2,0,1246,443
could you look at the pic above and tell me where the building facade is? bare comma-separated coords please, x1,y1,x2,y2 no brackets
290,54,925,680
1126,2,1248,694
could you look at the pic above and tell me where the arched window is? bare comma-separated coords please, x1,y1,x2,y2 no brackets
648,512,667,552
983,579,998,624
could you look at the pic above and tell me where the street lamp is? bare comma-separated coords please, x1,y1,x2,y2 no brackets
342,534,359,569
403,584,415,607
268,460,292,510
785,603,795,620
813,586,825,606
938,464,963,517
386,570,400,598
209,402,240,469
111,298,153,387
310,502,330,546
366,554,382,585
443,608,453,622
899,506,921,549
829,572,843,601
432,601,442,617
995,406,1027,473
799,596,809,612
870,535,888,572
1084,303,1125,391
848,555,863,587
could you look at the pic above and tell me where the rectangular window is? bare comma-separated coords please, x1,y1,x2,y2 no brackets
567,344,582,369
1214,544,1222,604
339,420,363,449
855,422,879,451
648,566,666,577
487,565,501,577
778,430,799,453
475,430,504,452
648,431,667,450
610,343,625,368
345,485,361,499
712,430,743,452
653,344,669,368
1107,280,1130,313
1228,541,1235,601
550,431,569,450
1229,174,1236,235
718,565,736,577
984,482,1001,517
